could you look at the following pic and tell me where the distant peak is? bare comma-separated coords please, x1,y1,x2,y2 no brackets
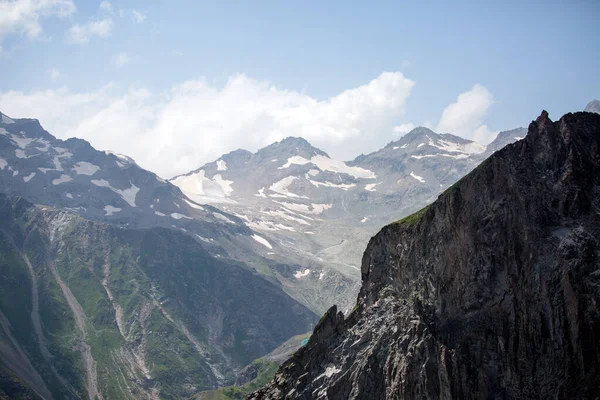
403,126,436,138
278,136,314,148
224,148,253,158
410,126,436,134
0,111,15,125
584,100,600,114
385,127,436,148
261,136,329,158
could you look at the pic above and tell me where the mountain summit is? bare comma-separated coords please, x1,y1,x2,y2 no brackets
584,99,600,114
250,110,600,399
170,128,526,314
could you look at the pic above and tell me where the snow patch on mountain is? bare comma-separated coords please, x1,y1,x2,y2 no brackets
410,172,425,183
214,213,235,224
184,198,204,210
279,155,376,179
52,175,72,185
365,183,377,192
91,179,140,207
1,114,15,124
269,176,307,198
263,209,311,225
294,269,310,279
428,137,486,154
213,174,234,196
170,212,192,220
104,205,121,216
216,160,227,171
23,172,36,182
72,161,100,176
261,210,308,225
105,151,135,165
170,170,236,204
252,234,273,249
15,149,27,159
411,153,469,160
309,180,356,190
276,201,332,215
278,156,311,169
9,135,34,149
247,219,297,232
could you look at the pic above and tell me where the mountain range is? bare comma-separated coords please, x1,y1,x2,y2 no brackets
250,109,600,399
169,125,525,313
0,101,597,399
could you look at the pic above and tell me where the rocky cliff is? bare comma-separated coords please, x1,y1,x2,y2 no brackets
249,110,600,399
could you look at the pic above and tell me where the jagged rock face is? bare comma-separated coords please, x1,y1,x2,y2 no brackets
0,195,317,399
249,111,600,400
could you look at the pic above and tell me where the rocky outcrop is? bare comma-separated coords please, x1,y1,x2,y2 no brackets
249,110,600,399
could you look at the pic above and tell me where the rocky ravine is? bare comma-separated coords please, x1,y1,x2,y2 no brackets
249,110,600,399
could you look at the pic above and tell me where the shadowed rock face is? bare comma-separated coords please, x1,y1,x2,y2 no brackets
249,110,600,400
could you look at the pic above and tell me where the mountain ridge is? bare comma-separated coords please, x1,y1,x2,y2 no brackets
168,124,527,314
249,110,600,399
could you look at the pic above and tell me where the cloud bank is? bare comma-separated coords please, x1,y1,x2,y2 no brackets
0,0,75,49
0,72,416,178
436,84,497,144
66,18,112,45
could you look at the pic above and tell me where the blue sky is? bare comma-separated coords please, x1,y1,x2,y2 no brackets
0,0,598,177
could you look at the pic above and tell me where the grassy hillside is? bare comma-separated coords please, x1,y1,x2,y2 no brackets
0,194,317,399
193,359,279,400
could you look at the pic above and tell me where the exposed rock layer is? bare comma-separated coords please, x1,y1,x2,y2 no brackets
249,111,600,399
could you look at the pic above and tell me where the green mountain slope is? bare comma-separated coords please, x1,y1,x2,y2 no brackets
0,194,317,399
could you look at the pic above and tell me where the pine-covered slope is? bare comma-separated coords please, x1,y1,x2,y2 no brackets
249,110,600,399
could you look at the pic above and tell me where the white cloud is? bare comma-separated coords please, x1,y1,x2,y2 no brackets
66,18,112,45
111,52,130,68
131,9,146,23
0,0,75,46
99,0,113,14
393,123,415,136
436,84,497,144
50,67,60,82
0,72,415,178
